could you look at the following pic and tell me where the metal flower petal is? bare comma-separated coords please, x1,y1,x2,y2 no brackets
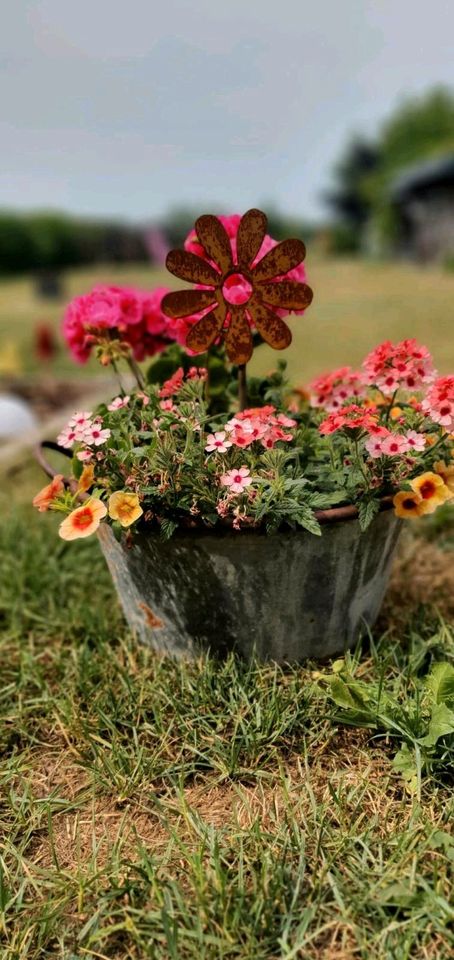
257,279,313,311
161,208,313,363
195,215,233,273
166,249,222,286
252,238,306,282
185,304,226,354
247,299,292,350
224,307,253,364
161,288,217,319
236,208,268,270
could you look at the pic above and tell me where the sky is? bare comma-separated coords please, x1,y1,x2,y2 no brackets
1,0,453,223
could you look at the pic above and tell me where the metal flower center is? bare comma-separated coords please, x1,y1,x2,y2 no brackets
222,272,253,305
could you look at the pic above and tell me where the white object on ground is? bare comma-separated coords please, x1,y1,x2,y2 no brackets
0,394,38,439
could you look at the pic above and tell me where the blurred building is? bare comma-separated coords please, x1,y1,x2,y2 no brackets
390,154,454,263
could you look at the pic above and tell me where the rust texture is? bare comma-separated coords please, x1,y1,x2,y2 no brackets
161,208,313,364
138,602,164,629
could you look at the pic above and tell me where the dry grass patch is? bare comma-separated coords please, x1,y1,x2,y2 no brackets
29,729,405,875
382,534,454,629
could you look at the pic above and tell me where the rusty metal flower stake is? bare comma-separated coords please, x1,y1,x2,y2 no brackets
161,208,313,408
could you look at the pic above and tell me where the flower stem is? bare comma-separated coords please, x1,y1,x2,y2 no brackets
238,364,248,411
127,355,146,390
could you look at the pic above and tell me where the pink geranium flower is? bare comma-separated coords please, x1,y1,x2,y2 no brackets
220,466,252,494
205,431,233,453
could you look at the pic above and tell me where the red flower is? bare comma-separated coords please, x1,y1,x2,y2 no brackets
319,404,379,436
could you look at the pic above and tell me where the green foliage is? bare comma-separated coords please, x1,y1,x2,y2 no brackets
319,659,454,794
1,508,454,957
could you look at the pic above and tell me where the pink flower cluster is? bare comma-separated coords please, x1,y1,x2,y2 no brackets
319,404,380,436
221,406,297,451
57,411,111,451
422,376,454,430
184,214,307,323
63,285,188,363
365,428,426,459
203,407,297,455
362,339,435,396
309,366,366,411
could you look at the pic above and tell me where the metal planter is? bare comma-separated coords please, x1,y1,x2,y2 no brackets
97,508,402,662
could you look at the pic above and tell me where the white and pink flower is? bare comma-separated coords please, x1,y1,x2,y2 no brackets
220,466,252,494
405,430,426,453
108,395,130,411
205,431,233,454
84,423,111,447
57,427,79,449
380,434,411,456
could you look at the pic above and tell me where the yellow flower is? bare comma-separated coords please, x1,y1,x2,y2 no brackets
59,498,107,540
409,471,451,514
77,464,95,493
434,461,454,498
108,491,143,528
390,406,403,420
393,490,427,519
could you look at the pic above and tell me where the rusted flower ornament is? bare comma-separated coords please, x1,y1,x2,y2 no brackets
161,208,313,364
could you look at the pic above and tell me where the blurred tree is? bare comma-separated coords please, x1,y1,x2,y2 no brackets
328,87,454,252
324,138,379,236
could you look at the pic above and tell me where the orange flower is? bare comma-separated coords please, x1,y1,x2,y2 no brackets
108,491,143,527
393,490,427,519
59,498,107,540
409,471,451,514
390,406,403,420
77,464,95,493
32,474,64,512
434,461,454,498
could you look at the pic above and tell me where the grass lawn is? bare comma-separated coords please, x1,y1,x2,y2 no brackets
1,255,454,958
1,254,454,383
0,496,453,959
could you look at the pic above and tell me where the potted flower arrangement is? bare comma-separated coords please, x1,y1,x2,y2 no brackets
34,210,454,660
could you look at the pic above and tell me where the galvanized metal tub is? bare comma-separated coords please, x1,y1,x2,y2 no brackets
97,508,402,661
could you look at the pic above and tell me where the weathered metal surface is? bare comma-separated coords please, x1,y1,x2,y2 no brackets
97,509,402,662
161,208,313,362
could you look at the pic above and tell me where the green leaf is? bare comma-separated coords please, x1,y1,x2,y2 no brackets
420,702,454,747
71,455,83,480
159,517,178,540
392,744,418,794
327,676,370,711
357,498,380,532
296,509,322,536
426,662,454,706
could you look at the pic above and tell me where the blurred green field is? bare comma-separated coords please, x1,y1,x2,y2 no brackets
1,253,453,383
